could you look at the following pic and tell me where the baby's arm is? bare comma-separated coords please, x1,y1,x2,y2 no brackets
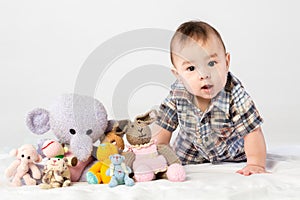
151,124,172,145
236,127,267,176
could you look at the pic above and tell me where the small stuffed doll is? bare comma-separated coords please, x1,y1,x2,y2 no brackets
102,121,126,153
41,139,78,167
39,157,71,189
86,142,119,184
123,110,186,182
106,154,134,187
5,144,42,186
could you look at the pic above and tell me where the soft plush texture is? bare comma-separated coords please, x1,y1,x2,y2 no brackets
25,93,108,181
1,145,300,199
4,144,42,186
86,143,118,184
105,154,134,187
123,109,186,182
39,157,71,189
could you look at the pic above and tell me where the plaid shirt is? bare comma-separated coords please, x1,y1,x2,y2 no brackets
156,72,263,165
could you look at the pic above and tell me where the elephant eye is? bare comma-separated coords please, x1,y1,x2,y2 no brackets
27,156,31,159
21,154,24,158
86,129,93,135
69,129,76,135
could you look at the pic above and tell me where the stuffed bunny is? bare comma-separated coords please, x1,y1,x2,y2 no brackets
5,144,42,186
26,93,109,182
39,157,71,189
122,110,186,182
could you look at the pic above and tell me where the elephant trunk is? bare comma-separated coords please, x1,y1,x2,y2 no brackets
70,134,93,162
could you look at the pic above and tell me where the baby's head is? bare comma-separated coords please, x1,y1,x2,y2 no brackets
170,21,230,105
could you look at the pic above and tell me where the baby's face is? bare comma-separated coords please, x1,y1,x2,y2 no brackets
172,35,230,102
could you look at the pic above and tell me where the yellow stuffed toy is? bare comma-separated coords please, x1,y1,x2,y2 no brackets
86,142,118,184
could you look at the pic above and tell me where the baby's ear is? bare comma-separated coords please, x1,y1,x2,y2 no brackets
171,66,180,78
26,108,51,135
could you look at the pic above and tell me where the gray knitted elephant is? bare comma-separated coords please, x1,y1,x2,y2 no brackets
26,94,108,182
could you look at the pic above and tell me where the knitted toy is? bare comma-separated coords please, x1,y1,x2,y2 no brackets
106,154,134,187
86,142,119,184
123,110,186,182
5,144,42,186
39,157,71,189
41,139,78,167
26,93,109,182
102,121,127,152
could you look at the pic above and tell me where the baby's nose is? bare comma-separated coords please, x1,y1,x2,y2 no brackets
196,66,211,80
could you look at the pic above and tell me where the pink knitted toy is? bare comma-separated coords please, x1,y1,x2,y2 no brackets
5,144,42,186
123,110,186,182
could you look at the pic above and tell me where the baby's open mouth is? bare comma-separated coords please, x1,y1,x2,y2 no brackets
201,84,213,90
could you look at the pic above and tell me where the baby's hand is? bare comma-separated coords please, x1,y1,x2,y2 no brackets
236,164,267,176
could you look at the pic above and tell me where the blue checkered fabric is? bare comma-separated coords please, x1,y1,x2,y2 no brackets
156,72,263,165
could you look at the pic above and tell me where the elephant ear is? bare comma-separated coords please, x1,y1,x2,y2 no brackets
26,108,51,135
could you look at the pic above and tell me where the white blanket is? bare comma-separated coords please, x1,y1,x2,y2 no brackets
1,146,300,200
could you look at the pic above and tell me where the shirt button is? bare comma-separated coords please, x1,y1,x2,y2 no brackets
204,137,209,142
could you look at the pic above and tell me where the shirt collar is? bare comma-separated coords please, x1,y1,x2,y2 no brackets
171,77,231,116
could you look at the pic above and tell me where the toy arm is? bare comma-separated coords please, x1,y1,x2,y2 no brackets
54,171,64,182
5,160,21,178
105,168,110,176
157,144,181,165
29,163,41,179
122,151,135,169
125,165,132,174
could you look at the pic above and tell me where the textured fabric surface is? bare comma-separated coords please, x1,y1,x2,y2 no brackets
1,146,300,200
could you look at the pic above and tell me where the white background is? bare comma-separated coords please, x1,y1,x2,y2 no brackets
0,0,299,152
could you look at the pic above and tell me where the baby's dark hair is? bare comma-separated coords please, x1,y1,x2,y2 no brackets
170,21,226,65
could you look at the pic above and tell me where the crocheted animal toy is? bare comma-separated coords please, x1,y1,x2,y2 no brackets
41,139,78,167
102,121,127,153
5,144,42,186
106,154,134,187
123,110,186,182
39,157,71,189
86,142,119,184
26,93,109,182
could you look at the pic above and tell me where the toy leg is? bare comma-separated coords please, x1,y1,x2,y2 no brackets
108,176,118,187
39,183,52,189
62,180,71,187
124,175,134,186
166,163,186,182
133,165,154,182
23,173,36,185
69,157,93,182
86,171,102,184
52,181,62,188
11,176,22,187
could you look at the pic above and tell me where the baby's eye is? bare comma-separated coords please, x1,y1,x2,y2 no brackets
187,66,196,71
208,61,217,67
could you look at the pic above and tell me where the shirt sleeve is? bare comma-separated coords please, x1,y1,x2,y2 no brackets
155,92,178,132
230,86,264,137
